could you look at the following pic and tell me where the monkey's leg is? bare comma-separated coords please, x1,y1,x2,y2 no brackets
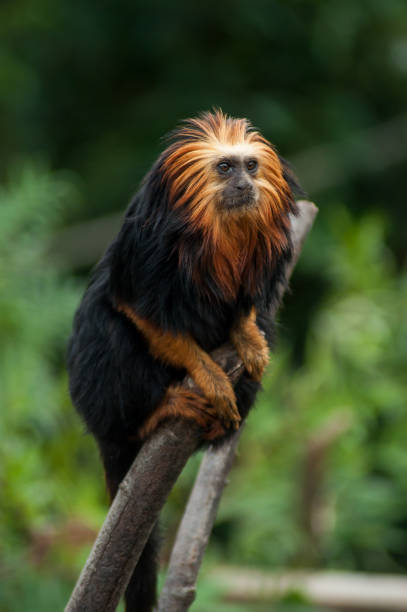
139,386,227,441
230,307,269,382
117,304,240,429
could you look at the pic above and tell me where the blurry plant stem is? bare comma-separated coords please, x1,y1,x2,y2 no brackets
207,567,407,610
65,201,317,612
298,411,353,565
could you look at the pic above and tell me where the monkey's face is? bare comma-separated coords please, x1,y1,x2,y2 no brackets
162,110,292,233
160,110,296,297
214,150,258,212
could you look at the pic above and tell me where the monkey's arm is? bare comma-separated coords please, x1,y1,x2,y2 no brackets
230,307,269,382
117,303,240,429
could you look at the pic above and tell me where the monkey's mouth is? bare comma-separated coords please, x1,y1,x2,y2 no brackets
222,194,257,211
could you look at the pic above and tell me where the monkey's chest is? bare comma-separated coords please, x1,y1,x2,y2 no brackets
189,293,252,353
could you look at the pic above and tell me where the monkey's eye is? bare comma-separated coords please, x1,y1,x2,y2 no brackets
217,161,232,174
246,159,258,173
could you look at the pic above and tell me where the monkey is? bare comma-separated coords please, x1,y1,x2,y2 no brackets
67,110,301,611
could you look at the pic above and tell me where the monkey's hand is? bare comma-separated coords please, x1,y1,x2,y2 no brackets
117,304,241,430
230,308,269,382
190,353,240,429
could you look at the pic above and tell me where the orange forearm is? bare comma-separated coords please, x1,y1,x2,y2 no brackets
118,303,213,375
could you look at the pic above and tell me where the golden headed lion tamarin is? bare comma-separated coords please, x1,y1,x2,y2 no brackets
67,110,301,611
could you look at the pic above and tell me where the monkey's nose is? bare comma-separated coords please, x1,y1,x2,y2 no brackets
236,182,251,191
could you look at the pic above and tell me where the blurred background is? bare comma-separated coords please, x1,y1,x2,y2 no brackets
1,1,407,610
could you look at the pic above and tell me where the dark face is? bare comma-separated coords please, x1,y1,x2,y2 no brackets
216,155,258,210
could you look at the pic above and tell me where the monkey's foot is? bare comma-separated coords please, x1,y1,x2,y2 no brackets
138,386,234,441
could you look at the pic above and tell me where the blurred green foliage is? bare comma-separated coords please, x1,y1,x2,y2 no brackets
0,166,105,610
1,0,407,610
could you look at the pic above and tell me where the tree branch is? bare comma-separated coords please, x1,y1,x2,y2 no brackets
65,201,318,612
156,201,318,612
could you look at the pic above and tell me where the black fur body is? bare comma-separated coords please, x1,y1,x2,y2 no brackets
67,115,299,611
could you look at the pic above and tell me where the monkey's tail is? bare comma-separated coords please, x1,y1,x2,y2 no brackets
124,523,159,612
98,438,159,612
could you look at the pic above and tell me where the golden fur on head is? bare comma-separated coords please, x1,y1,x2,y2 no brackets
161,110,295,299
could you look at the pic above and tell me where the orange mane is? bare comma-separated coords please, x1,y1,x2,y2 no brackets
162,110,294,299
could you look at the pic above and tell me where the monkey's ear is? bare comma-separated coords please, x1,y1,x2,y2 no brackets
279,155,306,200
